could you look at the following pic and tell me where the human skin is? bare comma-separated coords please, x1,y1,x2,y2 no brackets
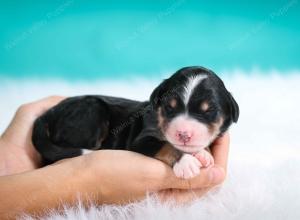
0,96,229,219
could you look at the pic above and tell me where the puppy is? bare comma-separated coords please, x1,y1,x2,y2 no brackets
32,66,239,179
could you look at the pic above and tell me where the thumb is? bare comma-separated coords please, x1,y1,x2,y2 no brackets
167,166,226,189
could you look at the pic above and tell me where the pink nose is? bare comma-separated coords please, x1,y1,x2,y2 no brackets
176,131,192,144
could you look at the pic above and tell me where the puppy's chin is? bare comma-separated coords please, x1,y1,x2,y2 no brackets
172,144,205,153
163,141,209,154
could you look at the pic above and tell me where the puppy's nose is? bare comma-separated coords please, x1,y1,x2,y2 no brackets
176,131,192,144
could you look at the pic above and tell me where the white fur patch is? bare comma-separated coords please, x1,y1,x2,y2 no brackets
183,74,207,105
173,153,201,179
165,114,213,153
81,149,95,155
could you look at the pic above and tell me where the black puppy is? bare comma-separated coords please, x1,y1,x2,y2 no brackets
32,66,239,179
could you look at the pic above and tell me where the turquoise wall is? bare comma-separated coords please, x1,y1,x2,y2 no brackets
0,0,299,79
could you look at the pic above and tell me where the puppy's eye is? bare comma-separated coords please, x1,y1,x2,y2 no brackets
200,101,209,112
169,99,177,108
165,99,177,112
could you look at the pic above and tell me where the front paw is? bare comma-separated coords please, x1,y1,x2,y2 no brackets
173,154,201,179
194,149,214,167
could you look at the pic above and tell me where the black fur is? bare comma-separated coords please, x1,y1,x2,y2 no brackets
32,66,239,165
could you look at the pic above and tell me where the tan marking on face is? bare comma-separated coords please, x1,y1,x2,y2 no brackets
157,107,164,129
169,98,177,108
154,143,182,166
157,107,167,132
208,116,224,135
200,101,209,112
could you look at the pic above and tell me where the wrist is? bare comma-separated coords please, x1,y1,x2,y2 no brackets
27,156,91,214
0,138,41,176
0,156,89,218
49,155,103,205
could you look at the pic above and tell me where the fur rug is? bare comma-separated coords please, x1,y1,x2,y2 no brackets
0,70,299,220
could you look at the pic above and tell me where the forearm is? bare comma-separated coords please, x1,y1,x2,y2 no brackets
0,157,86,219
0,150,170,219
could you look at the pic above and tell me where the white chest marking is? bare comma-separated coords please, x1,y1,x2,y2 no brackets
82,149,95,155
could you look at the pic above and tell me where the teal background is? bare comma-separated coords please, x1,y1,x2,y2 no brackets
0,0,299,80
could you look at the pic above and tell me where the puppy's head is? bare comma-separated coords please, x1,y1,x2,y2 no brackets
150,66,239,153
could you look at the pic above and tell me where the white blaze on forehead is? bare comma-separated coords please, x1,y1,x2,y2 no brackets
183,74,207,105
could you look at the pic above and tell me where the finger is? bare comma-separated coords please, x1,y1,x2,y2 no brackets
15,96,66,121
194,153,213,167
31,96,66,115
210,132,230,170
194,154,207,166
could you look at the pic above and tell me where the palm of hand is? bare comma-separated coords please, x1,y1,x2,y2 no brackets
0,96,65,174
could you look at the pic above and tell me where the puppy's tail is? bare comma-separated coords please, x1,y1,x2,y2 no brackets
32,116,81,165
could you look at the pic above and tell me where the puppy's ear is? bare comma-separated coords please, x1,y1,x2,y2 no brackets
227,92,239,123
150,79,169,109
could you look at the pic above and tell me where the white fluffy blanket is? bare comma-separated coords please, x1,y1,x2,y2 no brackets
1,71,299,220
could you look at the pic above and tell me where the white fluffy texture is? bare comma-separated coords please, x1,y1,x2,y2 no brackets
1,70,300,220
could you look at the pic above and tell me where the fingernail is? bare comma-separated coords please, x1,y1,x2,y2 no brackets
210,167,224,184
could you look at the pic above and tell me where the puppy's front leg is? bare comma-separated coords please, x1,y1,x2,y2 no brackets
173,149,214,179
155,144,201,179
154,144,214,179
173,154,201,179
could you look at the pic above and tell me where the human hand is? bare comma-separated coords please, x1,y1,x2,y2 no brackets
158,132,229,203
0,95,229,205
0,96,65,175
69,133,229,204
0,135,229,218
172,149,215,179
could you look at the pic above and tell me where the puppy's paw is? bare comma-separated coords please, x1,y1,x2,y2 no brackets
194,149,214,167
173,154,201,179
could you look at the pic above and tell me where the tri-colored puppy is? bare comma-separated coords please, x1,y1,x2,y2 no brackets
32,66,239,179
